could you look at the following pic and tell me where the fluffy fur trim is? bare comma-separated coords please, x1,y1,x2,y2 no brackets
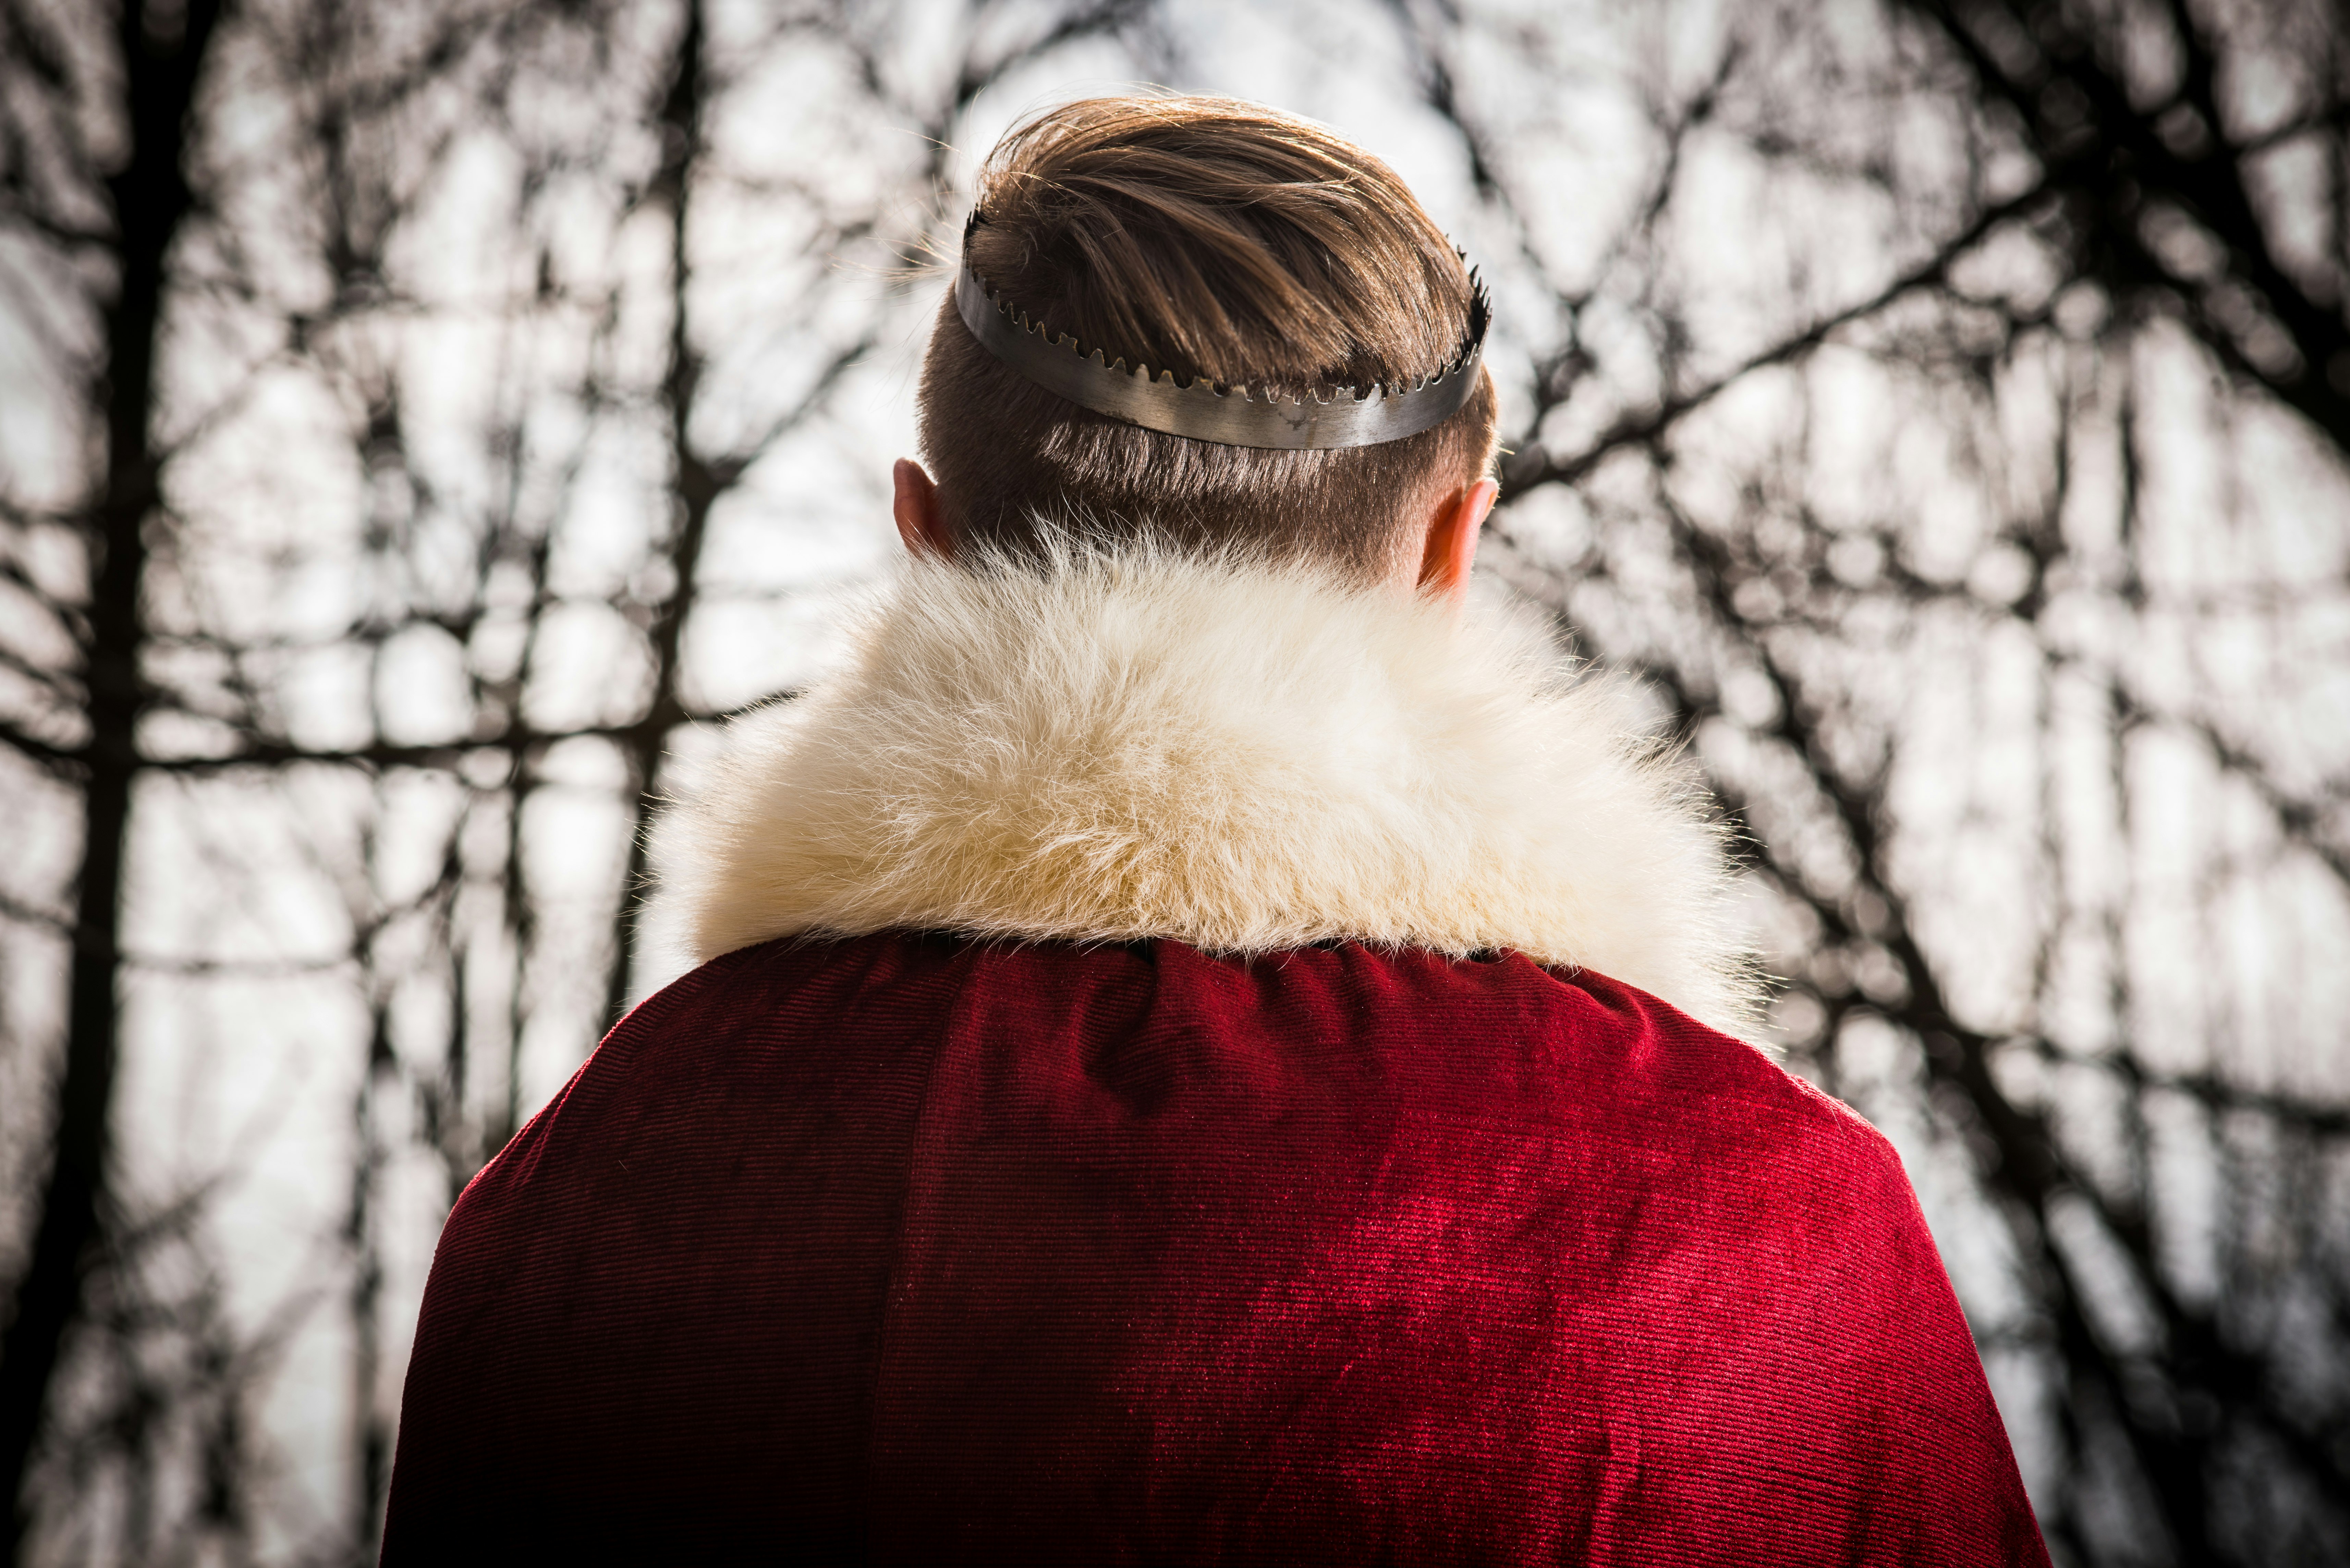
662,548,1758,1032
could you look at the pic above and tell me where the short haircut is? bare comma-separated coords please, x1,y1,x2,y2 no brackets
918,95,1500,581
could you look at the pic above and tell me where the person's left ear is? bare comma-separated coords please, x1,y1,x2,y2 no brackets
1415,477,1499,601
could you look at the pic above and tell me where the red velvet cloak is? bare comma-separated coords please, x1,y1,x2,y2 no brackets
382,933,2049,1564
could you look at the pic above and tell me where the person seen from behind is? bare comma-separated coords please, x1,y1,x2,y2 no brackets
382,93,2051,1566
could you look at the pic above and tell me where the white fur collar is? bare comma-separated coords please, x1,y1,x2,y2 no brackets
661,548,1757,1032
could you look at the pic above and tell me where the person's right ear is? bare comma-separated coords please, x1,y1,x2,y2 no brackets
893,458,954,559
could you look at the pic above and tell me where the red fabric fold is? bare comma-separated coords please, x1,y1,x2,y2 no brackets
383,934,2048,1565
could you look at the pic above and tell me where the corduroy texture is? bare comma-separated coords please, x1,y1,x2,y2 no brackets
663,547,1758,1034
383,934,2048,1564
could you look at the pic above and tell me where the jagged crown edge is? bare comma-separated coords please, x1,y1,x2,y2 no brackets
958,211,1490,409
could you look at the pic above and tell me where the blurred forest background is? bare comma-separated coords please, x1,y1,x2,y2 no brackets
3,0,2349,1561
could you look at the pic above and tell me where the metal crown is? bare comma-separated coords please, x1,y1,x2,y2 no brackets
953,211,1490,451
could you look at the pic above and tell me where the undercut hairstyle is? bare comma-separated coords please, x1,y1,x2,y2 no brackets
918,95,1500,581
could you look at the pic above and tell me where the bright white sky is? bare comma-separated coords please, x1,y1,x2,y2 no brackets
3,0,2347,1554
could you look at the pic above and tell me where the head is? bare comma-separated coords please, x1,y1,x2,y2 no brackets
899,94,1500,598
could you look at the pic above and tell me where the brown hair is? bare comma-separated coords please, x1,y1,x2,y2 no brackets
918,95,1499,581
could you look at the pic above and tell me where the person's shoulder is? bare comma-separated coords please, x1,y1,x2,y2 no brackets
1546,954,1905,1182
585,927,992,1082
1265,942,1899,1189
446,931,971,1204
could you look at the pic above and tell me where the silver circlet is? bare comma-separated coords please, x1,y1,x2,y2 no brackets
952,212,1490,451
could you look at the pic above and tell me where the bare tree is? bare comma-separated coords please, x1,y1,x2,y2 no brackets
5,0,1161,1557
4,0,2346,1563
0,0,229,1558
1407,0,2350,1558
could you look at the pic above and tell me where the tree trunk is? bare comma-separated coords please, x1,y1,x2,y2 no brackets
0,3,225,1557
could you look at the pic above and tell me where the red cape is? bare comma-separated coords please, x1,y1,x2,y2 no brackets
385,934,2048,1564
